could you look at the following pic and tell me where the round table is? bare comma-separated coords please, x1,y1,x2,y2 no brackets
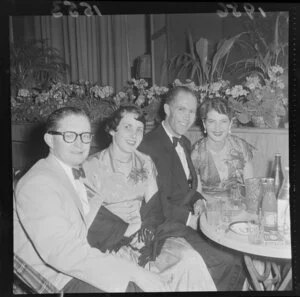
199,210,292,291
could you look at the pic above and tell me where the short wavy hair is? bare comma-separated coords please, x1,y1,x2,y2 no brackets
164,86,197,105
45,106,90,132
199,97,234,121
105,104,145,134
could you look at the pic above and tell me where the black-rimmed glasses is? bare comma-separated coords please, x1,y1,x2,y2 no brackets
47,131,94,144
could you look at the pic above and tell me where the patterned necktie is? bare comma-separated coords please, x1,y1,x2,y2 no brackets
72,167,86,180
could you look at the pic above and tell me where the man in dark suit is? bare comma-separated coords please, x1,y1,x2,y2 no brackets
139,86,246,291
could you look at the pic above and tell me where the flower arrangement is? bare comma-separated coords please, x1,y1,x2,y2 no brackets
11,80,115,124
228,65,288,128
173,78,236,104
113,78,169,122
11,74,288,128
11,78,170,124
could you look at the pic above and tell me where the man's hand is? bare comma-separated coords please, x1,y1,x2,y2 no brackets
187,214,199,230
193,199,205,216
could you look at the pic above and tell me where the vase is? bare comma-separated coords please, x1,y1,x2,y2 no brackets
251,116,266,128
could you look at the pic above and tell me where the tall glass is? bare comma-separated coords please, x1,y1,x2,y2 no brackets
206,200,221,226
245,177,262,214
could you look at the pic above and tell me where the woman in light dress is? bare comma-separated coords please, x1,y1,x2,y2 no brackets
191,97,272,291
83,105,216,292
191,97,255,196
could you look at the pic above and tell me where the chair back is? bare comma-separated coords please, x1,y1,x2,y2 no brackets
14,253,61,294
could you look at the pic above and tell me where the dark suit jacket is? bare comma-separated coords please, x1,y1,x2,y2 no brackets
138,124,203,224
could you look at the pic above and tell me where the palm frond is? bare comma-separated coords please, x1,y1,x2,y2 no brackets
195,38,209,78
210,33,244,82
10,38,69,91
177,60,195,78
187,29,196,60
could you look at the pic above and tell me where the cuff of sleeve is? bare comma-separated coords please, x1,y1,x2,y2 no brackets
186,212,192,226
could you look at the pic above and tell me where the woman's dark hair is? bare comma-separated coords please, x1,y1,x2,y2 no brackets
199,97,234,121
165,86,197,105
105,104,145,134
45,106,90,132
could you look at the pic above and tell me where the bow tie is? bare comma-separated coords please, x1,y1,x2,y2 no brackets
172,137,183,148
72,167,86,180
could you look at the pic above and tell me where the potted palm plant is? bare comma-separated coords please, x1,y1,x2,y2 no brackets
10,38,70,97
227,12,288,128
228,12,288,82
164,29,245,86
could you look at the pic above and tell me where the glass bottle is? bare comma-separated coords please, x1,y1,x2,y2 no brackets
277,167,289,230
270,153,284,198
277,167,290,242
261,178,277,232
258,178,268,213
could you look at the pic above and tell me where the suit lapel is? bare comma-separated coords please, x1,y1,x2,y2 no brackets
158,126,188,190
46,155,87,225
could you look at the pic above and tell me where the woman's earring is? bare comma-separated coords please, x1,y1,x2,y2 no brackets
203,127,207,134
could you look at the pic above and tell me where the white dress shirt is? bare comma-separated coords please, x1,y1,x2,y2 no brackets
54,155,90,215
162,122,193,226
162,121,190,179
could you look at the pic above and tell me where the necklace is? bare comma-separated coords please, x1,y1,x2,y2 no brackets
107,146,148,184
108,146,134,176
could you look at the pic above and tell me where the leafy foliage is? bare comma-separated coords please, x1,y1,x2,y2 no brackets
228,12,288,82
165,29,245,85
10,39,69,97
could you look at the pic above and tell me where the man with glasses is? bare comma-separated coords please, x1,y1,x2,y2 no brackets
14,107,168,293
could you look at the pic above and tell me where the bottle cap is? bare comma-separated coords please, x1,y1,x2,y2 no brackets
275,153,281,157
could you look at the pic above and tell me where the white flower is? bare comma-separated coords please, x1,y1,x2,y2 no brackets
113,96,121,106
98,89,106,99
103,86,114,97
117,91,126,99
173,79,183,86
270,65,284,75
277,82,285,89
18,89,30,97
135,95,145,106
245,76,261,90
210,81,223,92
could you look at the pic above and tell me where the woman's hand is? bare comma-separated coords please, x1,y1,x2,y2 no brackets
138,227,155,245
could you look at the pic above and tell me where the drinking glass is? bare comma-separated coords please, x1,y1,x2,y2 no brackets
221,200,233,223
206,200,221,226
247,221,263,244
245,178,262,214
